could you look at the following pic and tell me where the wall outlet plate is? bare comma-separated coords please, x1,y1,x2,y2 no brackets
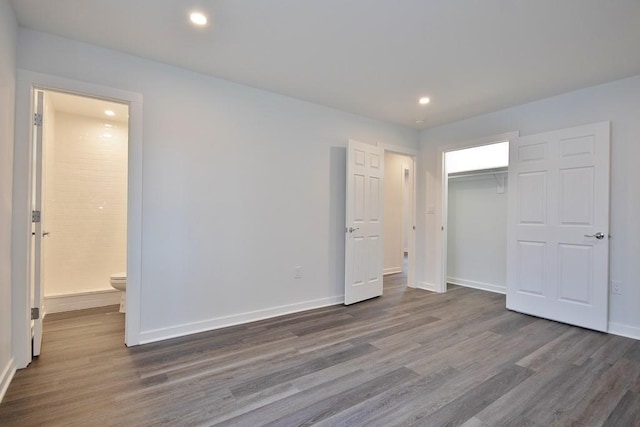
611,280,623,295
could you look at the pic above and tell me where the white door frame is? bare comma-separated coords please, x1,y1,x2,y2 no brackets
32,90,44,356
382,143,417,288
434,132,519,293
11,70,144,368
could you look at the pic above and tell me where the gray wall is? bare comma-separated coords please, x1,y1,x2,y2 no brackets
15,28,418,343
0,0,17,398
447,174,508,293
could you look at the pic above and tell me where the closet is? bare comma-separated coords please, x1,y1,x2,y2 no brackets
445,142,509,294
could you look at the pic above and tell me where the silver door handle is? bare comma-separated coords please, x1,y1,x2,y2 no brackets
584,232,605,240
42,231,50,237
347,227,359,233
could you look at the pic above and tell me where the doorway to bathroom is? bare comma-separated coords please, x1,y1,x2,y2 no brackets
13,70,142,368
31,89,129,355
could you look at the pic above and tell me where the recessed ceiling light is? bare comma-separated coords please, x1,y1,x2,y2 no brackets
104,123,113,128
415,119,425,124
419,97,430,105
104,110,115,117
102,133,113,138
190,12,208,26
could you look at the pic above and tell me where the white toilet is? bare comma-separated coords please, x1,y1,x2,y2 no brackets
110,272,127,313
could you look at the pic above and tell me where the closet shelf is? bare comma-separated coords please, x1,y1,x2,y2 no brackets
447,167,507,180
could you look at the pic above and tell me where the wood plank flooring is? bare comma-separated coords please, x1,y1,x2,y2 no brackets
1,272,639,426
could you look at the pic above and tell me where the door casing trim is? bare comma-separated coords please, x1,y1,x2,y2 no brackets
12,70,144,368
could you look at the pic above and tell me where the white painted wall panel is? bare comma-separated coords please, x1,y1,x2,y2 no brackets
16,29,417,336
0,0,16,399
383,152,412,274
447,175,508,291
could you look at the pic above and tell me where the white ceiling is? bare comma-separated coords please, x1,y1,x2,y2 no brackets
10,0,640,129
47,91,129,123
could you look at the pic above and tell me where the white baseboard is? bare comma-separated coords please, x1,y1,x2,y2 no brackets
45,289,121,314
383,267,403,276
139,295,345,344
417,281,440,292
0,357,16,403
608,322,640,341
447,277,506,294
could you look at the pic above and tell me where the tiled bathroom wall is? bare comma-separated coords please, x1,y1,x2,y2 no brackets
43,111,127,296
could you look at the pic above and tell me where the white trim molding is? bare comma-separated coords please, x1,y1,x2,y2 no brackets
0,358,16,403
417,281,440,293
435,131,520,294
383,267,403,276
138,295,344,344
12,70,144,368
608,322,640,341
447,277,506,294
382,143,418,157
44,289,121,314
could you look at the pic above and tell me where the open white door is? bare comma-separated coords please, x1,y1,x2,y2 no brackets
507,122,610,331
344,140,384,305
32,90,45,356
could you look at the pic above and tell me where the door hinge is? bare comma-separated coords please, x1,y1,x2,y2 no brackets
32,210,41,223
31,307,40,320
34,113,43,127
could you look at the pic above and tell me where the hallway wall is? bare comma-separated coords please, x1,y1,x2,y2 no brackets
383,152,412,274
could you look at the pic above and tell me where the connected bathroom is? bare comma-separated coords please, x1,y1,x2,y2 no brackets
38,90,128,319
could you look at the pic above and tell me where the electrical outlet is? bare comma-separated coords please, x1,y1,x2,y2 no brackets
611,280,623,295
294,266,302,279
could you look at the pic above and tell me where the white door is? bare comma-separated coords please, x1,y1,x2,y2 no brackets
507,122,610,331
344,140,384,305
32,90,45,355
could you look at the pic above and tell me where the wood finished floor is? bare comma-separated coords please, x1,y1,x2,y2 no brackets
1,273,640,426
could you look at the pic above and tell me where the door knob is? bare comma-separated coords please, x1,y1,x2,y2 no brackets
584,232,605,240
347,227,359,233
42,231,50,237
